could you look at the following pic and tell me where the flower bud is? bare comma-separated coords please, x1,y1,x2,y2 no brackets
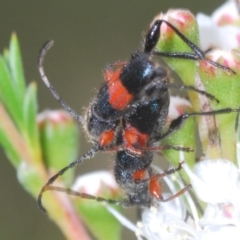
72,171,122,240
152,9,199,86
37,110,79,185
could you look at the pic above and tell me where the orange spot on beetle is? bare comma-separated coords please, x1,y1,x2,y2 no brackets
106,68,133,110
133,169,146,181
99,130,115,147
149,178,162,200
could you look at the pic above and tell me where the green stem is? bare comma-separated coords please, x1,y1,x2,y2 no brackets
0,101,90,240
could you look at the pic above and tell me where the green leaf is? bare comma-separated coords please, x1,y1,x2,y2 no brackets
9,33,26,103
0,55,24,130
23,82,41,161
3,48,9,66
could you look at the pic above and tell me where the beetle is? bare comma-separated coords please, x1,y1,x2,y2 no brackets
37,19,236,213
39,20,223,156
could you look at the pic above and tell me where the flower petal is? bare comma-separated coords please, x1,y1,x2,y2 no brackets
184,159,240,205
140,207,199,240
201,203,240,227
197,13,240,50
72,170,118,195
212,0,240,25
201,225,240,240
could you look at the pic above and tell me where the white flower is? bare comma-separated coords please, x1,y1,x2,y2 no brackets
137,164,193,240
72,170,118,195
201,225,240,240
105,163,198,240
183,159,240,205
183,158,240,238
106,158,240,239
139,205,198,240
212,0,240,25
202,203,240,227
196,0,240,50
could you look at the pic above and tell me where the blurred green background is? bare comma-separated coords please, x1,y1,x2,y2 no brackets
0,1,225,239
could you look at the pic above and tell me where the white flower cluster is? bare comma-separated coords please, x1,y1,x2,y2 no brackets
106,156,240,240
197,0,240,51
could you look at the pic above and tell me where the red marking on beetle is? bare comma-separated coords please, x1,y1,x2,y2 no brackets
104,69,114,81
99,130,115,147
149,178,162,200
133,169,146,181
123,124,149,155
106,68,134,110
